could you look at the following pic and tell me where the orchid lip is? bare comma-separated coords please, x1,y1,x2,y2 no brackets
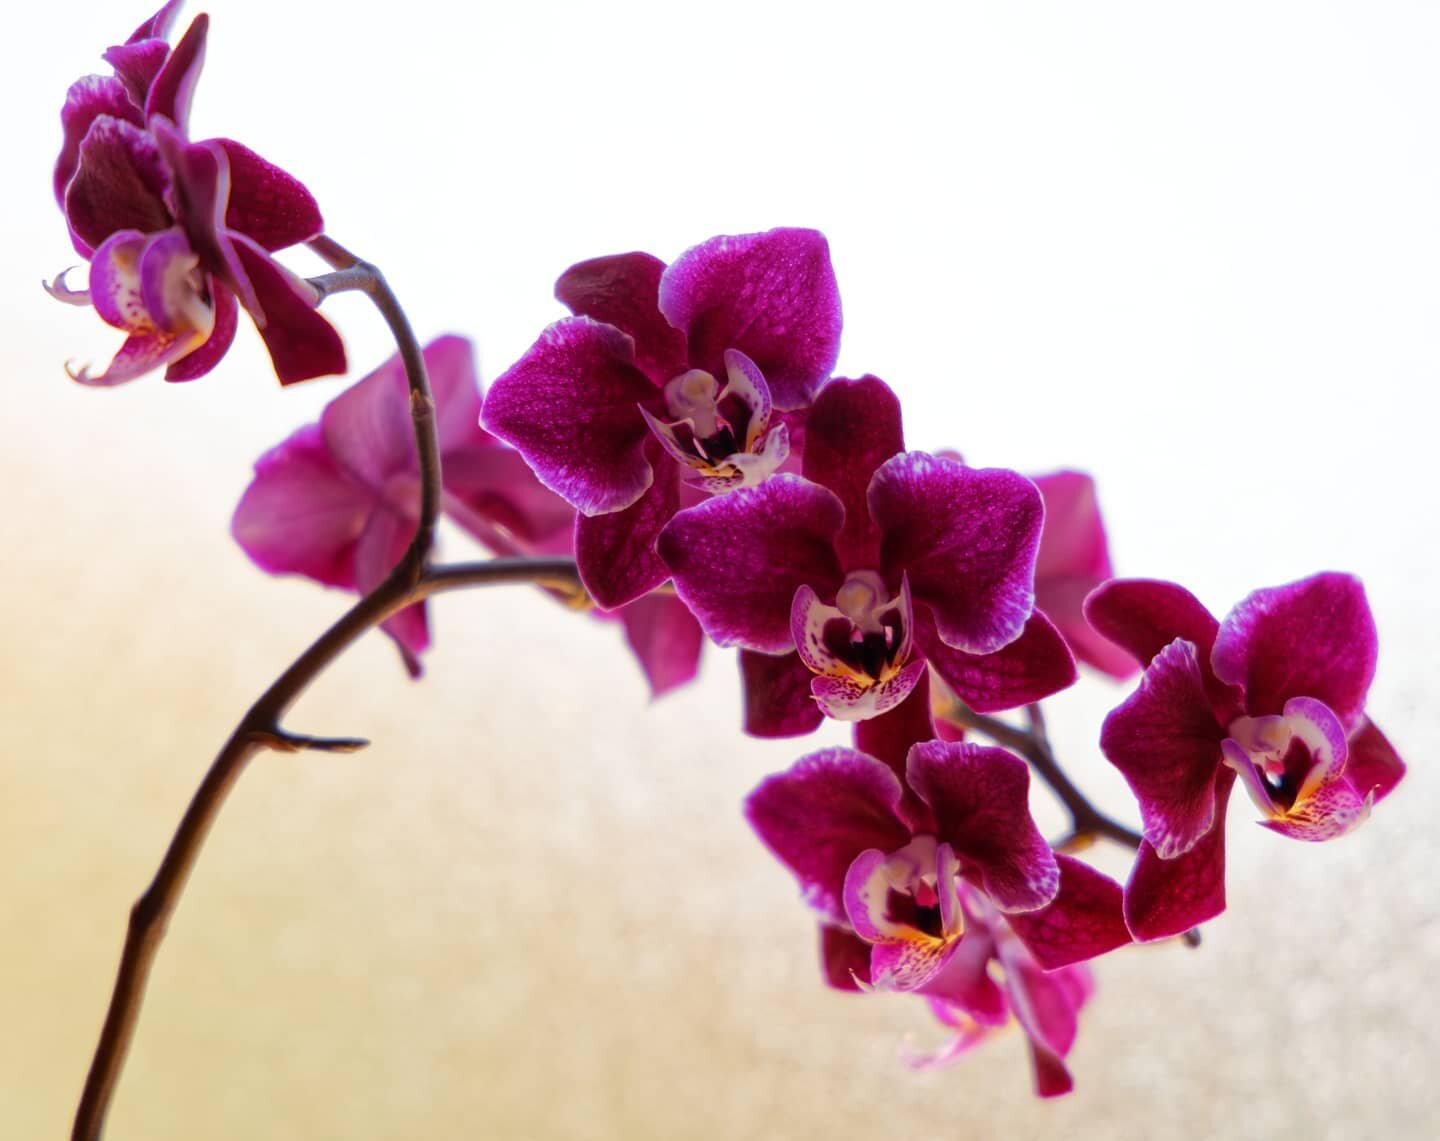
638,348,787,491
793,571,915,686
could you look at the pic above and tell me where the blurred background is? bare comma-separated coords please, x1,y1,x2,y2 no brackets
3,1,1438,1137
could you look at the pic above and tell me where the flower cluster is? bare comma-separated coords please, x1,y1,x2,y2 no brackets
49,2,344,385
52,5,1409,1112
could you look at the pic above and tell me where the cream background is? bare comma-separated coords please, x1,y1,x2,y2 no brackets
3,1,1438,1137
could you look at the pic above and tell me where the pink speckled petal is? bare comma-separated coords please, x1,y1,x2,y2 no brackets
918,607,1077,715
659,475,845,653
65,117,170,254
555,251,686,384
811,659,928,722
1083,578,1221,672
801,375,905,568
1212,572,1377,729
482,317,659,515
906,741,1059,913
1123,768,1235,941
746,747,910,925
1098,639,1225,860
231,422,372,590
739,650,824,739
658,228,841,411
217,139,324,252
870,453,1042,655
575,457,678,609
1005,854,1130,970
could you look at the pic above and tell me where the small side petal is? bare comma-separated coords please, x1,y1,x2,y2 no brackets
232,234,347,384
870,454,1042,655
1344,718,1406,804
574,459,678,609
617,592,704,698
740,650,825,739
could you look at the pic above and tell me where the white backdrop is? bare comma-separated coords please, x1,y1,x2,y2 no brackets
3,2,1437,1138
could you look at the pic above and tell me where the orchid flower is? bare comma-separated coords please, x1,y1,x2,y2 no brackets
1087,573,1406,940
481,228,841,609
50,3,344,385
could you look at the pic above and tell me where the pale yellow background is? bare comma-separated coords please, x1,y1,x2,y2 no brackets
5,2,1439,1138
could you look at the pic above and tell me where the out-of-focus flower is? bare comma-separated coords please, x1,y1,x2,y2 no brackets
481,228,841,609
1087,573,1406,940
233,337,701,694
1030,470,1137,680
746,740,1128,1094
50,3,344,386
660,377,1075,731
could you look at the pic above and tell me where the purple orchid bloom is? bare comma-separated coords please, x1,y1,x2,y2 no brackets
1031,471,1138,680
905,885,1097,1099
49,3,344,386
1087,573,1407,941
232,336,702,694
747,740,1129,1093
659,376,1076,731
481,228,841,610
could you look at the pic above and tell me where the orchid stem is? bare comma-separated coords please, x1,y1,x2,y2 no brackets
939,699,1143,851
70,232,585,1141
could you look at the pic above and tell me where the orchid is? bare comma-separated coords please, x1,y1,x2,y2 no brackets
232,336,700,694
49,2,344,385
660,376,1076,730
746,740,1129,1092
481,228,841,609
1087,573,1407,940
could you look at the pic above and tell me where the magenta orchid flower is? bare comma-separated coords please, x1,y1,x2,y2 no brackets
50,3,344,386
659,376,1076,732
1030,471,1137,680
480,228,841,610
1086,573,1407,940
906,885,1098,1099
232,336,702,694
746,740,1129,1094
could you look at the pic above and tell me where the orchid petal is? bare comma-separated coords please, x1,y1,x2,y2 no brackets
1005,854,1131,970
574,458,678,609
482,316,659,515
1123,769,1235,941
55,76,143,218
659,475,845,653
165,284,237,381
658,228,841,411
617,593,703,698
811,659,928,722
1098,639,1225,860
143,12,207,130
353,506,426,677
802,376,905,568
231,233,346,384
555,251,687,383
1344,718,1406,804
870,453,1042,654
918,607,1077,714
217,139,324,251
745,747,910,925
1211,572,1377,729
739,650,824,739
65,117,170,253
230,422,373,590
906,741,1060,913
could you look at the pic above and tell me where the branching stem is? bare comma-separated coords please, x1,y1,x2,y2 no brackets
70,237,584,1141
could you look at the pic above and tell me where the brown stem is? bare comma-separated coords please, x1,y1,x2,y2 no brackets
939,699,1143,851
70,229,577,1140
